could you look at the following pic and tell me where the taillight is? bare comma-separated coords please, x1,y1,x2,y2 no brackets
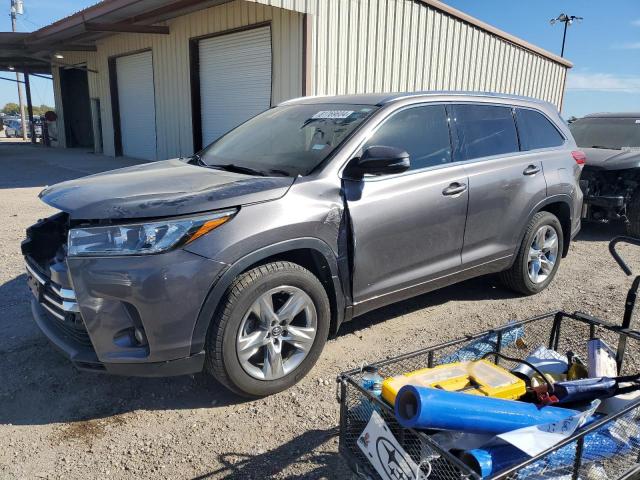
572,150,586,166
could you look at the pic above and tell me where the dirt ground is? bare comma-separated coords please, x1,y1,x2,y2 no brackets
2,143,640,479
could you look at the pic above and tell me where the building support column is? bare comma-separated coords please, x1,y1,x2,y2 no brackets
23,65,36,144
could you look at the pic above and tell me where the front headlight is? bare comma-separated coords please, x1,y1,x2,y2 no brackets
68,210,236,257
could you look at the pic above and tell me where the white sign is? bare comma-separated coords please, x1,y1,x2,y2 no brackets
358,411,429,480
311,110,354,119
497,400,600,457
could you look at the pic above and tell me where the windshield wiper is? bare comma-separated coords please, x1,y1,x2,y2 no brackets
590,145,620,150
207,163,267,176
265,168,291,177
185,153,205,165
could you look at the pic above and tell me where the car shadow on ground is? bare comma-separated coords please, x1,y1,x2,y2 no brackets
192,427,343,479
0,269,517,427
575,220,627,242
339,273,519,336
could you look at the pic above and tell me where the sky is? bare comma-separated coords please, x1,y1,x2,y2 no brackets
1,0,639,118
443,0,640,118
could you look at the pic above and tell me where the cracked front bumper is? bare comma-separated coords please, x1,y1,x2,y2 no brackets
26,248,225,377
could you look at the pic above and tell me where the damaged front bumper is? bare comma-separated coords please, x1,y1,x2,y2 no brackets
23,214,225,377
30,298,205,376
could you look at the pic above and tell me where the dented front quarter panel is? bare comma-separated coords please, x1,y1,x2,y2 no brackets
183,176,347,267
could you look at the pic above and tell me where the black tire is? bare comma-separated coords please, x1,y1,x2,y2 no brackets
626,190,640,238
204,261,330,398
500,211,564,295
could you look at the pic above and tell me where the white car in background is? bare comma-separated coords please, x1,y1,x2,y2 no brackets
4,119,42,138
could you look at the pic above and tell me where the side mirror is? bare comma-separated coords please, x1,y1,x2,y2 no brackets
346,146,410,178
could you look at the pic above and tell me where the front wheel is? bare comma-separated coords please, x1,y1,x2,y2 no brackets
204,261,330,397
500,211,563,295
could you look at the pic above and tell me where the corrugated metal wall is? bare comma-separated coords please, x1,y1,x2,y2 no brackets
58,1,303,158
251,0,568,109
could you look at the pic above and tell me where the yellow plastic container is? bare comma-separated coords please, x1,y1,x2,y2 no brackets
381,360,526,405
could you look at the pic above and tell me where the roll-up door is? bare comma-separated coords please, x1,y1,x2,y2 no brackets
116,51,157,160
199,26,272,146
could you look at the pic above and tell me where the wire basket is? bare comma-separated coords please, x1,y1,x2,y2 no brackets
337,311,640,480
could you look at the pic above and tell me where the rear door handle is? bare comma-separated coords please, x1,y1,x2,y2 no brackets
442,182,468,196
523,165,541,176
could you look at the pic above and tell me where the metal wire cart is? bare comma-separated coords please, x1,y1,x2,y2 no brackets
337,237,640,479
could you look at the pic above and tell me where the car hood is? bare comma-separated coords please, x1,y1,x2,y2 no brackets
39,159,295,220
583,147,640,170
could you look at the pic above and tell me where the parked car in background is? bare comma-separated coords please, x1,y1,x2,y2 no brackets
4,119,21,137
570,113,640,235
23,92,583,397
4,119,42,138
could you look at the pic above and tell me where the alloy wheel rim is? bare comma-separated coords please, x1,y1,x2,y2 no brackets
527,225,559,284
236,286,317,381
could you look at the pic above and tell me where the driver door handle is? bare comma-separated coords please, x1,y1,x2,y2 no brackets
442,182,468,196
523,165,541,176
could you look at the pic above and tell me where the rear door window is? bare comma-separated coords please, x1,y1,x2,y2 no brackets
363,104,452,171
451,104,519,161
516,108,565,150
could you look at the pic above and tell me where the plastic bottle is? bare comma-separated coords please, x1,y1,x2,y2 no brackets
361,365,383,397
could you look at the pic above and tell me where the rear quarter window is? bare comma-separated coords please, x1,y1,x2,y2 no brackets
516,108,565,150
451,104,519,161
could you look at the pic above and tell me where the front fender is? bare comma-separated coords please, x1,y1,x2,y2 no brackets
189,237,346,355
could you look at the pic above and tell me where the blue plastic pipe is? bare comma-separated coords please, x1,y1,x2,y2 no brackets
395,386,578,434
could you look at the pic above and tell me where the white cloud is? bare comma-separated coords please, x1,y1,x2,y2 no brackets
566,72,640,93
614,42,640,50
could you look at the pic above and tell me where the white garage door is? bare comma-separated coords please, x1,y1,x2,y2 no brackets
199,26,272,146
116,51,157,160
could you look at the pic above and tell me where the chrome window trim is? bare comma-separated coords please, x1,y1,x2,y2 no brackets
337,99,570,183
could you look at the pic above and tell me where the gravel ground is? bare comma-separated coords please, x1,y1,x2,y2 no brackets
2,143,640,479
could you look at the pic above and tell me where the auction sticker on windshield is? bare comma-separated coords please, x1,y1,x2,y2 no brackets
312,110,354,119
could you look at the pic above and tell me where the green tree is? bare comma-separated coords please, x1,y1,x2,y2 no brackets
1,103,54,117
32,104,55,116
1,103,20,115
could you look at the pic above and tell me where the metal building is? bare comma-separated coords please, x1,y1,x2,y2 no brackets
0,0,572,161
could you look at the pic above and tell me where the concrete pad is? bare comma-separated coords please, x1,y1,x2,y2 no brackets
0,143,149,189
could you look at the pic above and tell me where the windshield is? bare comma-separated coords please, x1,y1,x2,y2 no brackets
570,117,640,150
197,103,379,176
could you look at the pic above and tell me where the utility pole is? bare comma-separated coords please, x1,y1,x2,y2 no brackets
550,13,583,58
10,0,27,140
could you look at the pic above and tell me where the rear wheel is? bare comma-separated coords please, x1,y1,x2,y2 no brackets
204,261,330,397
500,211,563,295
626,190,640,238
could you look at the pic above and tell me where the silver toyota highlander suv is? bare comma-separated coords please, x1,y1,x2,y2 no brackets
23,92,583,397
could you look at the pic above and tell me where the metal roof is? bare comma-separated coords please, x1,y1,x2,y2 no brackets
0,0,229,73
0,0,572,74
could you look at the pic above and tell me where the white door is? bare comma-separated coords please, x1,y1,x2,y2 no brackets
199,26,272,146
116,51,157,160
